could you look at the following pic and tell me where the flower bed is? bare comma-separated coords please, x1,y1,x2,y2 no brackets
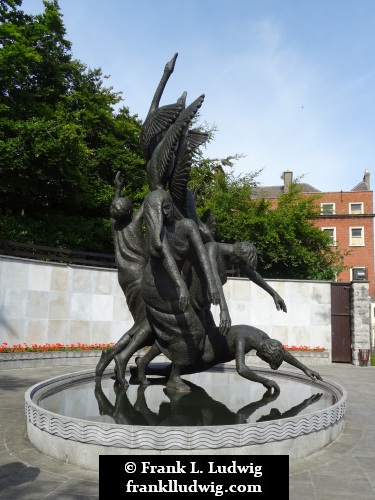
0,342,114,353
0,342,329,370
283,345,325,352
1,342,325,354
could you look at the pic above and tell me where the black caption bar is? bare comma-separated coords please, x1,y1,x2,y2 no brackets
99,455,288,498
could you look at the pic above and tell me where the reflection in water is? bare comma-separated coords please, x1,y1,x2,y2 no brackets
39,369,330,427
94,377,323,427
256,393,323,422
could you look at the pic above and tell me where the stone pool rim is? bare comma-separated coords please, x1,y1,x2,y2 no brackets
25,364,347,466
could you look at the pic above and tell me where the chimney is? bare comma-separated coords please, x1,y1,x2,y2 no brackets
363,169,370,190
283,171,293,191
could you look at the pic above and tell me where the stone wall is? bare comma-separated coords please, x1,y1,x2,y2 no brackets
0,255,333,357
351,281,371,365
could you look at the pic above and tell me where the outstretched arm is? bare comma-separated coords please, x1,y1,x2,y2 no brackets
282,350,323,382
206,242,231,334
239,264,287,312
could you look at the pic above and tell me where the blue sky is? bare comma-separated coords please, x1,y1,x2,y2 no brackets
21,0,375,192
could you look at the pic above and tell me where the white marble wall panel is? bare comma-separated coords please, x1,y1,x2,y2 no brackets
28,262,51,291
0,288,5,322
91,321,111,344
0,259,5,288
289,281,310,303
310,284,331,304
4,259,28,289
289,303,310,326
1,317,25,344
5,289,27,318
228,301,254,325
230,279,252,301
51,266,70,292
289,326,311,347
25,319,48,345
113,295,132,322
92,270,114,295
91,295,113,321
49,292,69,319
27,291,49,319
310,325,331,347
69,320,91,345
310,304,331,327
70,293,92,321
72,267,93,293
48,320,69,344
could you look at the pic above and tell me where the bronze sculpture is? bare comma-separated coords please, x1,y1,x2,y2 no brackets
95,53,322,392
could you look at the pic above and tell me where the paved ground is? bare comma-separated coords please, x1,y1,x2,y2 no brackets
0,362,374,499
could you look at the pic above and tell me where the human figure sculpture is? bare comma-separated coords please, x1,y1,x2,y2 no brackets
95,52,323,393
127,188,220,392
95,172,149,379
131,324,322,393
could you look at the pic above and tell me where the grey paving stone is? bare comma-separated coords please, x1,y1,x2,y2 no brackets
0,361,374,499
289,480,316,500
0,478,69,499
310,455,366,479
312,474,374,498
354,456,375,486
351,443,375,458
52,478,99,496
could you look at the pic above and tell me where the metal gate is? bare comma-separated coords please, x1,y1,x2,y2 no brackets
331,283,352,362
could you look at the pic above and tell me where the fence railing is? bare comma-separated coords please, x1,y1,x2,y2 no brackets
0,239,242,276
0,239,116,268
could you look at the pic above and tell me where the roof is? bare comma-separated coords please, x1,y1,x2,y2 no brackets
253,177,370,199
351,181,370,192
252,183,321,199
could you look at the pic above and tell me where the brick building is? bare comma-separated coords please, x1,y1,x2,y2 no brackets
254,169,375,298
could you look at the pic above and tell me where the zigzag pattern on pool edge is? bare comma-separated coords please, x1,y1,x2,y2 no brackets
25,399,347,449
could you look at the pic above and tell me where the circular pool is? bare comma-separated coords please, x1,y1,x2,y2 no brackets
25,365,347,470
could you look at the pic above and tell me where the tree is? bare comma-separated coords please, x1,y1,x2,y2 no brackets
0,0,146,251
190,160,347,281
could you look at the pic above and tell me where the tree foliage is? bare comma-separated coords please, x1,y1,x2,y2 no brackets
0,0,146,251
190,159,347,280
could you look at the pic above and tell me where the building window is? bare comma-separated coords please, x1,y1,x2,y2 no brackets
321,203,335,215
322,227,336,246
349,202,364,214
351,267,367,281
349,227,364,246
